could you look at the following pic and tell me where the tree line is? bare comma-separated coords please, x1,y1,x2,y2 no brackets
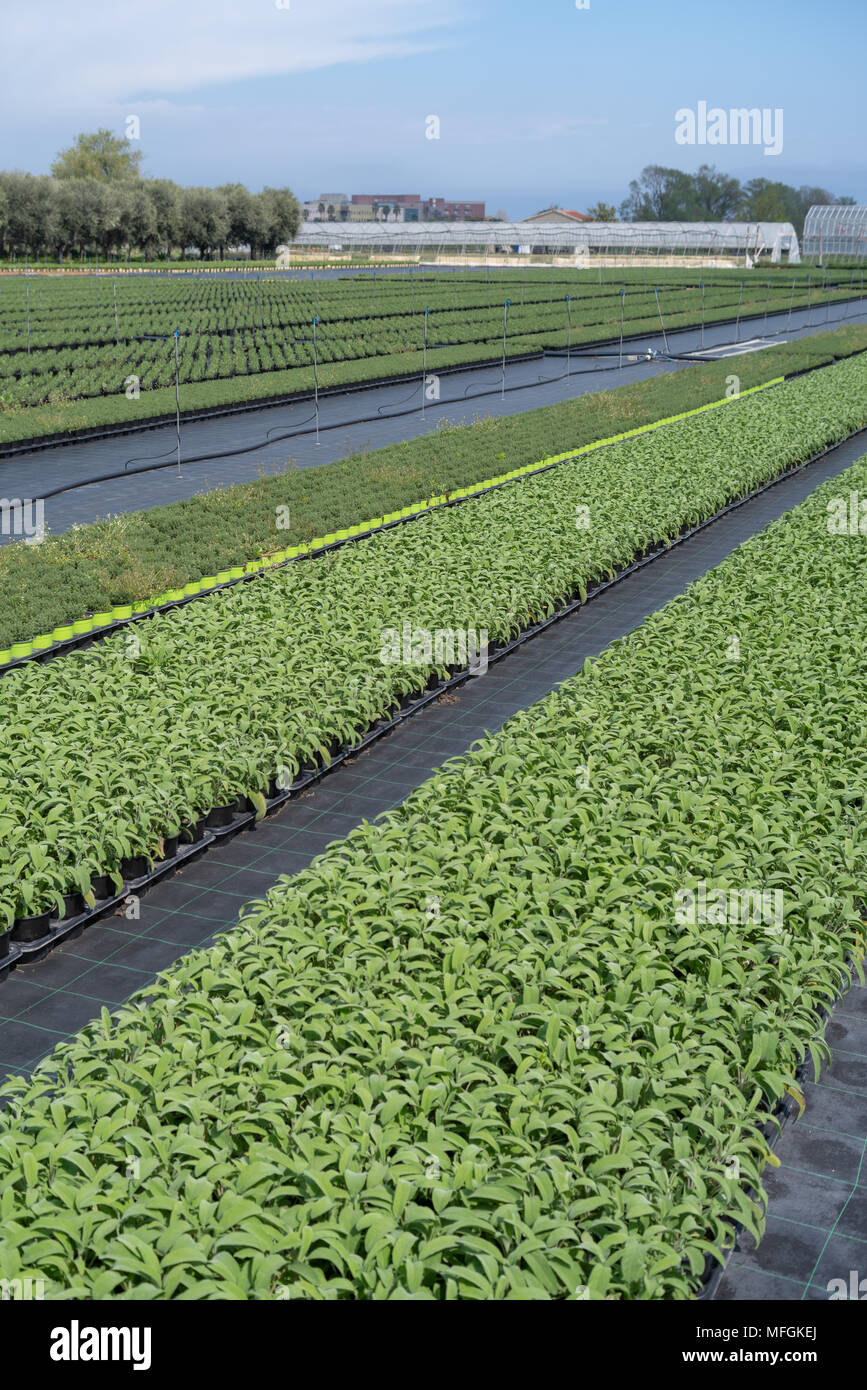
615,165,855,235
0,130,301,261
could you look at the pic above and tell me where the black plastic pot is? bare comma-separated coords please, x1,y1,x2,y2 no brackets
91,872,117,899
61,891,84,920
206,802,237,828
120,854,149,879
13,910,52,943
162,833,180,860
181,816,208,844
0,929,10,960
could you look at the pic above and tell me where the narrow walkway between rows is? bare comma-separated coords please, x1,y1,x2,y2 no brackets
718,981,867,1301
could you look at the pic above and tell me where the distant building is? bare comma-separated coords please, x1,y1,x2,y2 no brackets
303,194,350,221
520,207,592,224
423,197,485,221
346,193,485,222
352,194,421,222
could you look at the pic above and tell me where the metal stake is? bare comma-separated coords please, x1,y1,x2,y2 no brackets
173,329,182,474
421,308,429,420
501,301,510,399
653,287,669,355
313,315,320,445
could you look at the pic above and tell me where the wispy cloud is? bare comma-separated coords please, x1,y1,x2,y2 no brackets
1,0,458,112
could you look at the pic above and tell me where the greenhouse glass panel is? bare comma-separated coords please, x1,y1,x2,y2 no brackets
802,206,867,260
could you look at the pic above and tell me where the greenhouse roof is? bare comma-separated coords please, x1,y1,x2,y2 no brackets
802,205,867,256
285,220,800,257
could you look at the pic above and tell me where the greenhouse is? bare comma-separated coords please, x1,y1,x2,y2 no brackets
279,219,801,266
802,205,867,260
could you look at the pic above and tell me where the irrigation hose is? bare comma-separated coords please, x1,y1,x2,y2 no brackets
36,351,653,502
11,294,867,491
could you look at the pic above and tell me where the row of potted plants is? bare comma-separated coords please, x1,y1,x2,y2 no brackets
0,352,864,953
0,377,784,667
0,443,864,1298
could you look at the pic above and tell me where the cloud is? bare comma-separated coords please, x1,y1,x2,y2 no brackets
1,0,458,112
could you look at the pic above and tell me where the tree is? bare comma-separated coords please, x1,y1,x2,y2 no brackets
619,165,696,220
179,187,230,259
738,179,802,228
54,178,116,259
218,183,256,257
52,129,143,182
0,173,57,255
585,202,618,222
253,187,301,255
691,164,741,219
146,179,182,260
619,164,742,221
116,182,158,258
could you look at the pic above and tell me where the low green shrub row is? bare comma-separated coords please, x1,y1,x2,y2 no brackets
2,441,866,1298
0,325,864,650
0,351,864,924
0,271,859,444
0,376,784,663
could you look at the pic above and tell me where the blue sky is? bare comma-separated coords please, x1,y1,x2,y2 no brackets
3,0,864,215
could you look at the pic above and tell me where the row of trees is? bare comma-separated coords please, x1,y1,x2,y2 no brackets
615,165,855,235
0,130,301,260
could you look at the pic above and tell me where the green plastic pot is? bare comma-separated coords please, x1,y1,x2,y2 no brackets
166,588,185,602
133,601,150,614
216,570,232,583
229,567,244,579
200,575,218,588
111,605,133,620
72,620,92,635
32,634,53,650
183,581,201,596
53,624,74,641
0,649,11,665
92,611,113,627
10,641,32,658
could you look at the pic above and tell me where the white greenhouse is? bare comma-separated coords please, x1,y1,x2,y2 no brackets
802,206,867,261
279,220,800,267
